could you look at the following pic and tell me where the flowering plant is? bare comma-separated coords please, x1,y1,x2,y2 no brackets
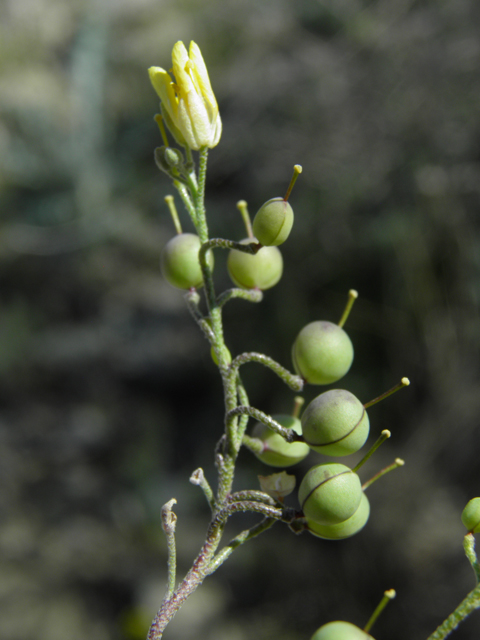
145,40,480,640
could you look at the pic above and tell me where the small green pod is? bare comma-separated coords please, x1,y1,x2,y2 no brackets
301,389,369,456
161,233,213,290
227,238,283,290
292,321,354,385
252,415,310,467
252,197,294,246
311,621,374,640
461,497,480,533
298,463,362,526
306,493,370,540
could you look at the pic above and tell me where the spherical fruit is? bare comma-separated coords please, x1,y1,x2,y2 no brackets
227,238,283,290
292,321,354,385
161,233,213,290
252,197,294,246
252,415,310,467
461,498,480,533
301,389,369,456
306,493,370,540
298,463,362,526
311,621,374,640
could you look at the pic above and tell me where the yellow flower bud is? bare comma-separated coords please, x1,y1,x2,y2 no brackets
149,41,222,150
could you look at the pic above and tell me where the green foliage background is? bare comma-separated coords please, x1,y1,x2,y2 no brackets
1,0,480,639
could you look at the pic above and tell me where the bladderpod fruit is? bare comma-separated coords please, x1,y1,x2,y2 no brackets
252,197,294,246
306,492,370,540
252,415,310,467
292,320,354,385
292,290,358,385
227,238,283,290
462,497,480,533
161,233,214,290
298,463,362,526
301,389,369,456
311,621,374,640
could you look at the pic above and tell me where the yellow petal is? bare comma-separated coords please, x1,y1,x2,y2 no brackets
171,41,193,95
148,67,178,118
188,41,218,115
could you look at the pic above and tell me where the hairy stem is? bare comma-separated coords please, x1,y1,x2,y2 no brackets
227,405,304,443
425,583,480,640
228,352,304,392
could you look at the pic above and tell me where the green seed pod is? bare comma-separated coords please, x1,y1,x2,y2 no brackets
292,321,354,385
301,389,369,456
252,415,310,467
306,493,370,540
161,233,214,290
311,621,374,640
227,238,283,290
461,498,480,533
252,197,294,246
298,463,362,526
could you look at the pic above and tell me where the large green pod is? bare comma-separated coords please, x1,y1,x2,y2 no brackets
306,493,370,540
161,233,213,290
227,238,283,290
252,197,294,246
292,321,354,385
252,415,310,467
301,389,369,456
311,621,374,640
298,463,362,526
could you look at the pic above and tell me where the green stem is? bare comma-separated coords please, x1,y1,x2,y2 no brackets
363,589,396,634
173,180,197,226
228,352,304,392
362,458,405,491
194,147,209,241
227,406,303,443
215,499,283,521
147,518,226,640
206,518,277,575
242,434,265,455
160,499,178,600
190,468,216,511
217,287,264,308
235,375,251,445
425,582,480,640
228,490,278,505
184,290,215,342
464,534,480,584
352,430,391,473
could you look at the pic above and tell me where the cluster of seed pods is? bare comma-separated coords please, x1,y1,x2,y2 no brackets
159,167,408,637
254,296,409,541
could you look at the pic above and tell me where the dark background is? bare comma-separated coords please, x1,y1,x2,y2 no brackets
1,0,480,639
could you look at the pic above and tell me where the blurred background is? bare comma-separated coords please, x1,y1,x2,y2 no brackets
1,0,480,638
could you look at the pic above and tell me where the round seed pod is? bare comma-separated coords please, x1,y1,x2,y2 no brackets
298,463,362,526
311,621,374,640
161,233,213,290
252,197,294,246
252,415,310,468
306,493,370,540
292,321,354,385
301,389,369,456
227,238,283,290
461,498,480,533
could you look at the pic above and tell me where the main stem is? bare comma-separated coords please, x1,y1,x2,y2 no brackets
147,147,258,639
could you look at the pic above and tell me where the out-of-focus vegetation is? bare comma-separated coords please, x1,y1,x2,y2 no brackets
1,0,480,639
